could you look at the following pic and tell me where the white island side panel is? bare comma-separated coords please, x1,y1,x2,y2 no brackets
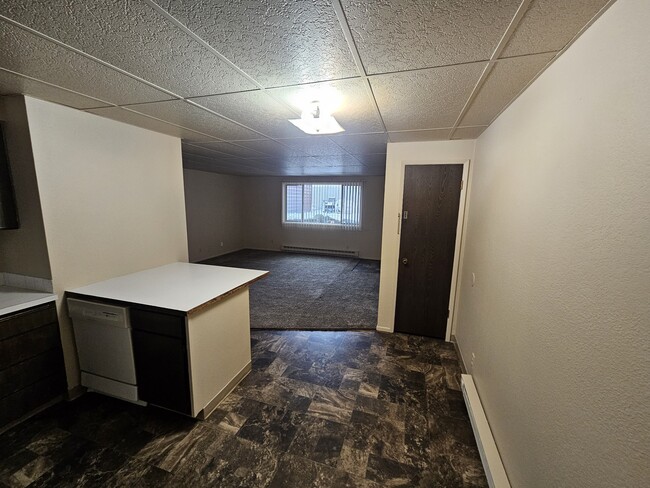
68,262,267,313
187,287,252,417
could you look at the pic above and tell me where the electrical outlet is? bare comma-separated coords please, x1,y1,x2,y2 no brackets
220,241,224,247
471,272,476,287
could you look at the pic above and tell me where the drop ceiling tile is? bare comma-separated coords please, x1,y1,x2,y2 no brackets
183,159,219,173
341,0,522,74
231,139,306,158
184,141,266,159
127,100,262,141
183,159,267,176
183,154,270,175
255,156,336,168
303,165,372,175
0,22,171,105
329,133,389,155
191,91,305,139
347,166,385,176
452,126,488,140
354,153,387,166
85,107,215,142
285,157,339,168
461,52,555,126
286,169,332,176
183,154,258,170
268,79,385,135
371,62,486,131
388,129,452,143
0,68,110,109
1,0,256,97
276,137,354,158
219,158,266,170
182,153,232,166
182,143,239,159
501,0,611,57
274,166,326,176
231,158,283,169
315,154,363,166
150,0,358,87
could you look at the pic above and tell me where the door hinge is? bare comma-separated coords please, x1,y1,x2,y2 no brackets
461,180,464,190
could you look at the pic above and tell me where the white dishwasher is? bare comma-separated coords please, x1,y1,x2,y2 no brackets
68,298,143,403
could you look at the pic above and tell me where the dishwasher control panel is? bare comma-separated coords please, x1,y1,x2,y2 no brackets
68,297,130,327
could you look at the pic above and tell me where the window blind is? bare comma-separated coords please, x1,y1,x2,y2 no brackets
282,182,363,230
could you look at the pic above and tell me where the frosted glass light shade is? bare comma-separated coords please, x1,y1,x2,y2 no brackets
289,115,345,135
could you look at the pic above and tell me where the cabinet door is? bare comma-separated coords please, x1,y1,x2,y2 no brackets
131,329,191,415
0,303,66,429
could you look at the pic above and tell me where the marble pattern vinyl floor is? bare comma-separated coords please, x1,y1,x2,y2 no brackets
0,331,487,487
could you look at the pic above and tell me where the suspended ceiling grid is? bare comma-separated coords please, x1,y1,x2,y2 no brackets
0,0,614,176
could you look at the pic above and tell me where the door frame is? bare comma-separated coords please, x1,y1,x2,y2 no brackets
386,159,470,342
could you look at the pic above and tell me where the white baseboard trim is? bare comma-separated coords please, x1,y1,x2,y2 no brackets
375,325,393,333
198,362,252,420
461,374,511,488
281,245,359,258
66,384,86,401
451,335,468,373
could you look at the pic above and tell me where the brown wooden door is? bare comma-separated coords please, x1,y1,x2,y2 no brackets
395,164,463,338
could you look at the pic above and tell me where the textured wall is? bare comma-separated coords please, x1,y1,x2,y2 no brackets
0,96,51,278
25,98,188,388
378,140,476,333
183,169,244,262
455,0,650,486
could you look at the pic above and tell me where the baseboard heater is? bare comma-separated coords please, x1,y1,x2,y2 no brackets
461,374,511,488
281,245,359,257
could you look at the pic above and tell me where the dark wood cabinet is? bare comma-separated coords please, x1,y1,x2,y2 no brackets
0,303,66,430
130,308,191,415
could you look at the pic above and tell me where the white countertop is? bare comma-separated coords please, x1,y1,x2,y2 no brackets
68,262,268,314
0,286,57,317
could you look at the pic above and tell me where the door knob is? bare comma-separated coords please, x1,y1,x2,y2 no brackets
402,258,408,265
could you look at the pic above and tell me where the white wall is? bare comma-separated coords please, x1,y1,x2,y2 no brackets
377,140,475,332
25,97,188,389
455,0,650,486
184,169,244,262
240,175,385,260
0,96,51,278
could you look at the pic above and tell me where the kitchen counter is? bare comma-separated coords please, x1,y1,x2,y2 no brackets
68,262,267,315
0,285,57,317
66,262,268,419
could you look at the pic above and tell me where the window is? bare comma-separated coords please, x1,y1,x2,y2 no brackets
283,182,362,230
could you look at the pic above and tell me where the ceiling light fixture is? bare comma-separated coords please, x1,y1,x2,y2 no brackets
289,101,345,135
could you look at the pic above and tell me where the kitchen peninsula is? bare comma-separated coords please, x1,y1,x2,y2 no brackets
67,262,267,419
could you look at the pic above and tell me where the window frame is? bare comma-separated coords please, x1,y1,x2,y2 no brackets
281,181,363,230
